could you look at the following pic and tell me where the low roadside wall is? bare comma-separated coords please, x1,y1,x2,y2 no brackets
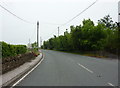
2,52,36,74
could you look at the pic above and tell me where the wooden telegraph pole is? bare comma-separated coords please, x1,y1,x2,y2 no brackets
58,27,59,37
37,21,39,49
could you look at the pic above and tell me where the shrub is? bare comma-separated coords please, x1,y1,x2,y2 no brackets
1,41,27,58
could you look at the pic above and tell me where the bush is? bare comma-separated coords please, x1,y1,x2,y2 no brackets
1,41,27,58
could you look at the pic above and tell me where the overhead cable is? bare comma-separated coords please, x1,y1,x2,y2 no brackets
60,0,98,27
0,4,35,24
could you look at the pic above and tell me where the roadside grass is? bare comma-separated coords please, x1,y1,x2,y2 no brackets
46,49,107,59
83,53,106,58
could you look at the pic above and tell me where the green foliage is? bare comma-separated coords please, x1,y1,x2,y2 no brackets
31,42,37,48
98,15,117,29
1,42,27,58
30,42,39,52
43,15,119,55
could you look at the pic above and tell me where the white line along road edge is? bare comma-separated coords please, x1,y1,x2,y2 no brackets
78,63,93,73
10,54,44,88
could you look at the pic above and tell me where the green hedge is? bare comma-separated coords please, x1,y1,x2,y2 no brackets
1,42,27,58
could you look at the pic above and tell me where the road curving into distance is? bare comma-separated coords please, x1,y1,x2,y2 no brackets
15,50,118,86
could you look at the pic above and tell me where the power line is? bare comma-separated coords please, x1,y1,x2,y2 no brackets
41,21,62,25
0,1,9,6
0,4,34,24
60,0,98,27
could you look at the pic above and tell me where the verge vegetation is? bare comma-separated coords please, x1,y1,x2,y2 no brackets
1,42,27,58
42,15,120,59
1,42,40,74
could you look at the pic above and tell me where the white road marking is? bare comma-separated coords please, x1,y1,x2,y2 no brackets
108,82,115,86
78,63,115,86
10,55,44,88
78,63,93,73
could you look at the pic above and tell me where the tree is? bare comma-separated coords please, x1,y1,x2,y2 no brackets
42,15,119,55
98,15,116,29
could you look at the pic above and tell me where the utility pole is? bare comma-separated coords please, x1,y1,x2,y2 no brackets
58,27,59,37
37,21,39,49
40,36,42,48
118,2,120,59
29,38,30,44
28,38,31,49
29,38,31,48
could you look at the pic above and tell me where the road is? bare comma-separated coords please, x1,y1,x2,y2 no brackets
16,50,118,86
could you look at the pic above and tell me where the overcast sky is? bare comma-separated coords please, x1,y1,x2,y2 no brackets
0,0,119,46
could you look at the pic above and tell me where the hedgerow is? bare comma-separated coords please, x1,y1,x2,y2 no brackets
1,42,27,58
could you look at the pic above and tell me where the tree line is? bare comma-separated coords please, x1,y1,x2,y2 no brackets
42,15,120,55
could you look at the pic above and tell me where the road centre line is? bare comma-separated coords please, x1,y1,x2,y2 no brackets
11,55,44,88
107,82,115,87
78,63,116,86
78,63,93,73
77,63,116,87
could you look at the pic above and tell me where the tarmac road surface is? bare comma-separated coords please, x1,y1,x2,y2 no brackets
16,50,118,86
